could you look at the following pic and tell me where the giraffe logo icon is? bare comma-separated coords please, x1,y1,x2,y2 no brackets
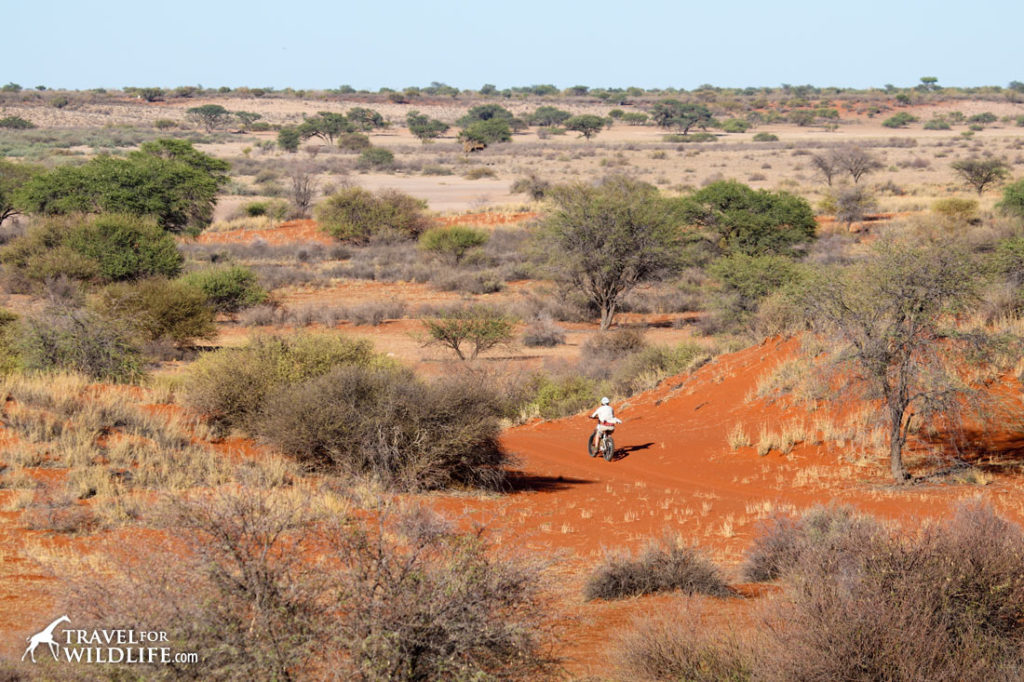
21,615,70,663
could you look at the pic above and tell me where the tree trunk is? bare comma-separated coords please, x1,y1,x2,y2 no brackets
889,405,909,481
599,303,616,331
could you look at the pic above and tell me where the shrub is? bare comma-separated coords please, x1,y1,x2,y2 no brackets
64,213,182,281
356,147,395,169
721,118,751,133
463,166,497,179
0,116,35,129
753,132,778,142
330,504,553,678
92,278,215,346
336,131,371,152
521,318,566,347
458,119,512,149
16,307,144,382
707,253,805,330
581,327,647,365
64,488,328,679
257,366,511,489
277,126,300,152
422,305,516,360
510,173,551,200
742,505,881,582
616,606,752,682
760,503,1024,681
418,225,488,263
241,200,289,220
932,197,979,223
612,342,708,394
181,265,267,313
999,178,1024,219
186,333,379,432
882,112,918,128
528,373,601,419
923,117,951,130
584,536,731,600
17,139,229,232
675,180,816,258
315,186,429,243
1,214,182,285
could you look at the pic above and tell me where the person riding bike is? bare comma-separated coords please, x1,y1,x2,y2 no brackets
590,397,622,452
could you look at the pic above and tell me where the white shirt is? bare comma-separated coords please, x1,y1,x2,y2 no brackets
591,405,621,424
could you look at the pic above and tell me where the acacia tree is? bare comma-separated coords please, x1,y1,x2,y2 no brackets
537,176,684,329
422,305,515,360
565,114,606,140
298,112,352,144
406,110,449,142
808,241,1010,481
952,157,1010,195
186,104,232,132
648,100,712,134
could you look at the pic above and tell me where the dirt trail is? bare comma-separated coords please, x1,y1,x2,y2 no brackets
440,337,1024,675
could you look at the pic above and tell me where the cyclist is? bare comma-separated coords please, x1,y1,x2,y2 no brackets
590,397,622,453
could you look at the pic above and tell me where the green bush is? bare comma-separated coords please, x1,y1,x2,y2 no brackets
528,373,601,419
356,147,395,169
999,179,1024,220
707,253,806,329
65,213,182,281
277,126,300,152
181,265,267,313
419,225,488,263
92,278,215,346
612,342,709,394
662,132,716,143
336,132,371,152
186,333,380,431
459,119,513,148
0,116,35,129
17,139,229,232
0,214,182,285
932,197,979,223
752,132,778,142
882,112,918,128
721,118,751,133
923,118,951,130
675,180,817,258
315,186,429,243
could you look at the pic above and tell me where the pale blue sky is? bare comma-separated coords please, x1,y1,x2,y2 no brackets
6,0,1023,91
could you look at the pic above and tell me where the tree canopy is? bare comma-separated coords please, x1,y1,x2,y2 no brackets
536,176,684,329
17,139,229,232
674,180,816,259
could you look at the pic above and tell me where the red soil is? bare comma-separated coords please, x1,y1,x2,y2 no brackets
3,338,1024,675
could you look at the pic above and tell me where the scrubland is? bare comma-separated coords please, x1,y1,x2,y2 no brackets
1,82,1024,679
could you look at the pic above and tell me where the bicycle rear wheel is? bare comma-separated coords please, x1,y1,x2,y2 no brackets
587,431,599,457
603,436,615,461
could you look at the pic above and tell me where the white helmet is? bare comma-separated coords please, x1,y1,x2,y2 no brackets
601,397,610,405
